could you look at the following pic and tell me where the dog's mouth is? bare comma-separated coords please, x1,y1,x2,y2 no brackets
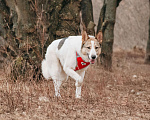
90,59,95,64
87,54,96,64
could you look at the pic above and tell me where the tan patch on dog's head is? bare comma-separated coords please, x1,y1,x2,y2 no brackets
81,31,103,47
81,31,102,52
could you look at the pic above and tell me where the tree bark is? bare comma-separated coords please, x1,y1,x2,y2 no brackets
0,0,81,80
145,18,150,64
96,2,106,34
97,0,117,70
81,0,95,35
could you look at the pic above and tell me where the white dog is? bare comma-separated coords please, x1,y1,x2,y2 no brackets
42,31,102,98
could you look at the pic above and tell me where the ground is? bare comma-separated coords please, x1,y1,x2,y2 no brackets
0,50,150,120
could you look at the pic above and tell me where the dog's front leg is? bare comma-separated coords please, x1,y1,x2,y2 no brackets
63,67,83,98
64,67,82,84
75,71,85,98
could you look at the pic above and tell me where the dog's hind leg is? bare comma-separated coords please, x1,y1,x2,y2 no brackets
52,70,68,97
51,63,67,97
53,79,62,97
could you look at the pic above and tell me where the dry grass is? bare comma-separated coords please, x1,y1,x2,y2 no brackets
0,51,150,120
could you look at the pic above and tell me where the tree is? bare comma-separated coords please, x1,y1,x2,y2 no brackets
145,18,150,64
81,0,95,35
0,0,81,80
97,0,118,70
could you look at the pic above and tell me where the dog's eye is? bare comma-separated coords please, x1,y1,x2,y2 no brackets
87,47,90,49
95,47,99,49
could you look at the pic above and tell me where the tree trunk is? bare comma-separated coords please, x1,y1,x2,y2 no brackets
0,0,81,80
96,2,106,34
81,0,95,35
97,0,117,70
145,18,150,64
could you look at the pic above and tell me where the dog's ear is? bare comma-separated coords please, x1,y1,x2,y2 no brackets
96,31,103,44
82,31,89,44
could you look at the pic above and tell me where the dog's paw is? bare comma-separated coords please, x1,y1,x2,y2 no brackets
75,86,82,99
55,93,61,98
75,94,81,99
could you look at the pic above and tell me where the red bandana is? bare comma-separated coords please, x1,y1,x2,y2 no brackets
74,52,90,71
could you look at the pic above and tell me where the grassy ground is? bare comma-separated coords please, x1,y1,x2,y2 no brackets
0,51,150,120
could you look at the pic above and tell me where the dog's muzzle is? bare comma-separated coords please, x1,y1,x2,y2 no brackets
90,55,96,64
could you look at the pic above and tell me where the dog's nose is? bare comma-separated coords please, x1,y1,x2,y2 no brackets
91,55,96,59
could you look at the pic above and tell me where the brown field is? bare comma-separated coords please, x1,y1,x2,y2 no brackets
0,51,150,120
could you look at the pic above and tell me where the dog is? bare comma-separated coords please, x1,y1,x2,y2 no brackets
41,31,102,98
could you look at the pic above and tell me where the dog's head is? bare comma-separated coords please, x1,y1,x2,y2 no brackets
81,31,103,64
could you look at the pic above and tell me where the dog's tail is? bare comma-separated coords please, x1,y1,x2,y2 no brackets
41,59,49,80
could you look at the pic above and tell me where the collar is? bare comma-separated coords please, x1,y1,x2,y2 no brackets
74,52,90,71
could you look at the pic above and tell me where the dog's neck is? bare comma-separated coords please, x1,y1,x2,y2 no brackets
75,52,90,71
